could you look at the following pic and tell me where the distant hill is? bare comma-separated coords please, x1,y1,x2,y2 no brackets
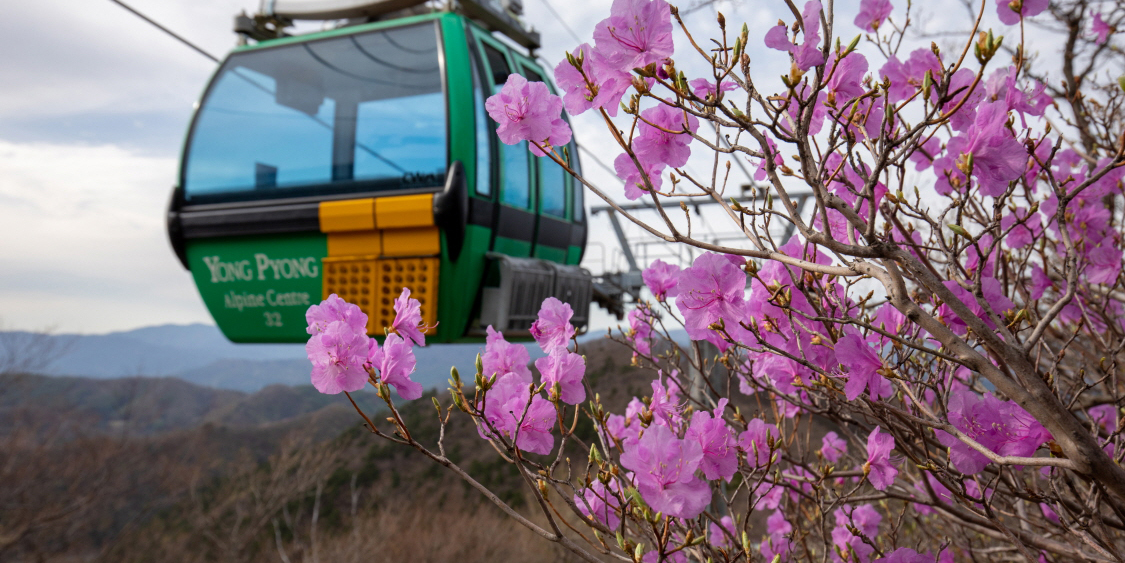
3,324,546,392
0,372,383,437
27,323,308,378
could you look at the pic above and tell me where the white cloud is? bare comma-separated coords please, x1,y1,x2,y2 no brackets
0,140,211,332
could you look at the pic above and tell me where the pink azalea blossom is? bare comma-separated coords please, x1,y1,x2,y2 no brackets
996,0,1049,25
1083,235,1123,285
822,431,848,463
836,333,894,401
908,136,942,171
647,378,683,428
635,104,699,169
675,252,748,350
391,288,428,347
936,388,1052,474
749,349,803,394
614,151,665,200
832,504,881,562
619,423,711,518
876,548,932,563
689,77,737,99
1040,502,1061,524
554,43,631,117
912,473,954,515
370,332,422,400
880,48,942,103
761,510,793,562
643,551,686,563
1000,207,1043,249
306,293,367,335
1090,404,1118,432
873,303,908,338
854,0,893,31
485,73,572,157
603,411,642,447
740,418,780,468
958,100,1027,197
825,52,869,105
752,136,785,181
534,347,586,404
529,297,576,352
477,372,556,454
628,307,654,358
483,325,532,383
942,68,985,132
709,515,736,547
591,0,674,73
575,480,621,529
936,278,1015,333
765,1,827,70
686,398,739,481
985,67,1052,127
865,426,898,490
1091,11,1112,44
751,480,785,509
643,259,681,300
307,320,370,394
783,88,828,135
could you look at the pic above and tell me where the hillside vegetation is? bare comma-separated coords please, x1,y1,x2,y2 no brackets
0,336,646,562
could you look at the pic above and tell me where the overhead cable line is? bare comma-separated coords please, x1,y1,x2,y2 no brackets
106,0,406,173
107,0,604,187
107,0,219,63
534,0,583,45
578,144,618,178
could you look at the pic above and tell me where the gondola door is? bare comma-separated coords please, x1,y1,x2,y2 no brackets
473,32,536,258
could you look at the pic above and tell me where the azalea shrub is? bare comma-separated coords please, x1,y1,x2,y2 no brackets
304,0,1125,561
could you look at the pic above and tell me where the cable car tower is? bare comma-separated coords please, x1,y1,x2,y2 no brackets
168,0,595,343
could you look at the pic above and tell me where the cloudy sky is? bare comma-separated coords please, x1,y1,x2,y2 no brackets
0,0,997,334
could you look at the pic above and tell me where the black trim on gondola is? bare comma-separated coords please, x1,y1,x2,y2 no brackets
570,222,586,248
433,161,467,261
167,186,189,269
536,215,571,250
179,202,321,239
468,196,493,226
495,205,536,242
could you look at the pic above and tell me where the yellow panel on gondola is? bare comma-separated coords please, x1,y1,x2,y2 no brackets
323,256,438,336
326,231,382,256
319,198,376,232
382,227,440,256
375,194,434,228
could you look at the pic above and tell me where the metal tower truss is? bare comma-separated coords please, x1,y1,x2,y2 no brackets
587,190,815,318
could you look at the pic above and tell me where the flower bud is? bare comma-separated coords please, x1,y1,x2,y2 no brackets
451,389,468,412
948,224,971,239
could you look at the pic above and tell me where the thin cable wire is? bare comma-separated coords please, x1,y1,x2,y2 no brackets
578,144,618,178
534,0,582,45
107,0,219,63
681,0,722,16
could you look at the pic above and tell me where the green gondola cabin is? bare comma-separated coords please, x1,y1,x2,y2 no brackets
167,1,592,343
